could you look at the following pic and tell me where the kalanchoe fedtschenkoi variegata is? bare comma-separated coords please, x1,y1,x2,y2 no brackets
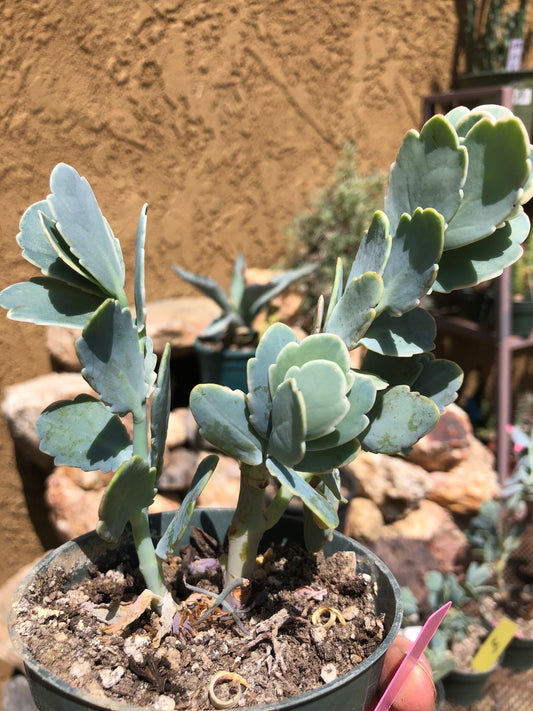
1,104,532,607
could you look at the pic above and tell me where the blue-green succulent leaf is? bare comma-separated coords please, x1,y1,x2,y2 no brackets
321,469,345,501
284,360,349,440
17,202,105,296
347,211,391,281
134,204,148,334
36,395,132,472
295,438,361,473
190,384,263,465
96,456,156,542
266,458,339,530
47,163,126,300
302,471,342,553
17,199,63,272
231,252,246,315
361,350,423,387
380,209,444,315
39,212,101,287
76,300,146,422
360,385,440,454
305,372,378,450
268,379,306,466
411,355,463,413
444,117,530,248
155,454,219,558
448,104,515,136
0,278,106,328
385,115,467,236
143,337,157,398
270,333,352,394
325,272,383,348
173,264,234,314
247,322,299,438
434,211,530,292
150,343,171,479
324,258,343,324
241,264,317,324
360,307,436,356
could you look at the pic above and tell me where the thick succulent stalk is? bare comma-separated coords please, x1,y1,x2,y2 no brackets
130,417,166,598
226,462,271,585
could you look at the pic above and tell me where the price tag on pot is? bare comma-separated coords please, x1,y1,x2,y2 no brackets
374,602,452,711
470,617,519,672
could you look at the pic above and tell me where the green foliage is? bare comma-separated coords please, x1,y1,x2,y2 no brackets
173,251,314,347
465,0,530,73
285,143,385,325
401,562,494,681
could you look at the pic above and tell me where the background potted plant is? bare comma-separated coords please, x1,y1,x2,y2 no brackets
1,101,533,710
402,563,497,705
467,423,533,670
173,253,314,391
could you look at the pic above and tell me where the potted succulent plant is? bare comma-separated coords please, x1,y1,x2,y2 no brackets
467,424,533,670
402,562,497,706
1,102,533,710
173,253,314,390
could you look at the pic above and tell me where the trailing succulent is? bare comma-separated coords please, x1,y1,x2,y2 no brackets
1,104,532,618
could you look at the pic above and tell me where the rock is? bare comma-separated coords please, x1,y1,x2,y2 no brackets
343,497,384,542
166,408,188,449
45,466,178,542
380,500,468,573
45,297,221,370
158,448,201,492
427,440,500,514
197,454,241,508
1,373,96,471
407,404,477,472
343,451,432,522
381,499,452,541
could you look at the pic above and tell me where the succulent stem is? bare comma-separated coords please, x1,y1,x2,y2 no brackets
226,462,270,584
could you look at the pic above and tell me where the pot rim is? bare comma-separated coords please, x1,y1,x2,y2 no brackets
9,508,403,711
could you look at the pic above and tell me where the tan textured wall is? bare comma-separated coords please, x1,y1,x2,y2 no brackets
0,0,479,585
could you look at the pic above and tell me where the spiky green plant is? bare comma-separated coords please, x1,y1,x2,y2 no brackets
173,253,315,347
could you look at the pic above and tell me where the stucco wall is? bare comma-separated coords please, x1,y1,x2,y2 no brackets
0,0,519,585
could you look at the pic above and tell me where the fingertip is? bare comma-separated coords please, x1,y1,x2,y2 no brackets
378,638,437,711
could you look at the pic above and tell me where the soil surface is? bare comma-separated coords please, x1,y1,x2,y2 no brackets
12,531,385,709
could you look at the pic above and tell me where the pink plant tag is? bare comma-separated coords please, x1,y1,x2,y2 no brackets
373,601,452,711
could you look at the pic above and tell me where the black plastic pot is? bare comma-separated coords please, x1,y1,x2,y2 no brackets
501,633,533,671
10,509,402,711
441,666,495,706
194,338,255,391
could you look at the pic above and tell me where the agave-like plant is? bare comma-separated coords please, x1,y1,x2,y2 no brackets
173,253,315,347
